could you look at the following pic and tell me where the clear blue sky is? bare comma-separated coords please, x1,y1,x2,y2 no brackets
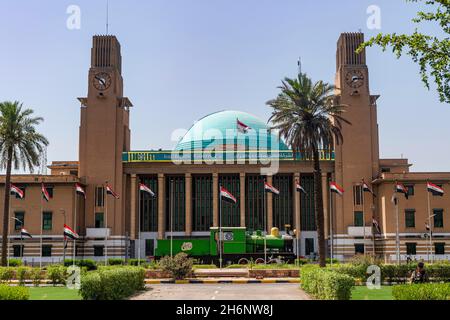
1,0,449,172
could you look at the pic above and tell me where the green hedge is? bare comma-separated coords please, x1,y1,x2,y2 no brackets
393,283,450,300
79,267,145,300
0,285,29,300
301,266,354,300
64,259,97,271
329,263,450,283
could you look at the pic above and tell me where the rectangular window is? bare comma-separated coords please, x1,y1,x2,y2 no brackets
46,187,54,198
14,212,25,231
354,211,364,227
355,244,365,255
43,212,53,231
405,210,416,228
95,213,104,228
435,243,445,255
42,245,52,257
95,187,105,207
434,209,444,228
406,243,417,255
13,245,24,258
145,240,155,257
405,185,415,197
94,246,104,257
305,238,315,256
353,185,363,206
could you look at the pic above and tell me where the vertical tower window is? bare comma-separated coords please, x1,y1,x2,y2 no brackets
405,210,416,228
433,209,444,228
95,187,105,207
43,212,53,231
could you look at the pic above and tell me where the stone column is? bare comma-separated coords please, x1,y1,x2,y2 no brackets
158,174,165,240
267,175,273,232
240,173,246,228
185,173,192,236
322,173,329,239
130,174,137,240
293,173,301,237
213,173,219,227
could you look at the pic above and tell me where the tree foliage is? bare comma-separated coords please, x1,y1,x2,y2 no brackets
358,0,450,103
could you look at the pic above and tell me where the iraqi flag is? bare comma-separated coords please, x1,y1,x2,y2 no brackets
10,184,24,199
372,218,381,234
264,182,280,195
427,182,444,196
21,228,32,239
106,185,120,199
64,224,79,240
139,183,156,197
425,223,433,237
42,183,51,202
75,183,86,199
330,182,344,196
220,186,237,204
395,183,409,199
296,180,307,195
362,180,376,197
237,119,251,134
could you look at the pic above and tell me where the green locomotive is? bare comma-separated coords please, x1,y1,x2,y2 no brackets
155,226,296,264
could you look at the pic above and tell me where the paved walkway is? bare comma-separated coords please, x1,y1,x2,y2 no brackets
132,283,311,300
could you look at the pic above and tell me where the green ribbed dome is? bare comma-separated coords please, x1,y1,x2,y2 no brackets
175,110,289,151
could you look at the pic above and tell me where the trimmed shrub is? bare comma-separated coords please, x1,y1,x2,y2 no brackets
108,258,125,266
159,253,193,280
393,283,450,300
30,268,43,287
79,267,145,300
7,259,23,267
17,267,31,286
46,265,67,286
64,259,97,271
301,267,354,300
0,268,15,284
0,285,29,300
128,259,147,266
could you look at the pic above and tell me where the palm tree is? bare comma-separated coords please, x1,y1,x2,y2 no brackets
267,73,350,267
0,101,49,266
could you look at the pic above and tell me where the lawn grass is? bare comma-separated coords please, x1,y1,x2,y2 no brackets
28,287,82,301
351,286,393,300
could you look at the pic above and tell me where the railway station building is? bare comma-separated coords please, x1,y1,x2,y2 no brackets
1,33,450,264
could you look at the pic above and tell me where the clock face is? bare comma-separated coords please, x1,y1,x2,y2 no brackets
93,72,112,91
345,70,365,89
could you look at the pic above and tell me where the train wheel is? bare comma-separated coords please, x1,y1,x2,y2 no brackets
238,258,249,265
255,258,265,265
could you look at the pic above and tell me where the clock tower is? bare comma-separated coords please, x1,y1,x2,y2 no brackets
78,35,132,252
333,33,380,257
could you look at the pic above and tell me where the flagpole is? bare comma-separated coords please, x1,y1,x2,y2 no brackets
73,187,77,268
427,188,433,264
329,179,333,266
61,210,66,265
219,185,223,269
7,200,11,267
395,194,400,265
40,187,43,269
138,183,141,266
170,180,174,258
104,184,108,266
263,184,267,265
362,184,366,257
